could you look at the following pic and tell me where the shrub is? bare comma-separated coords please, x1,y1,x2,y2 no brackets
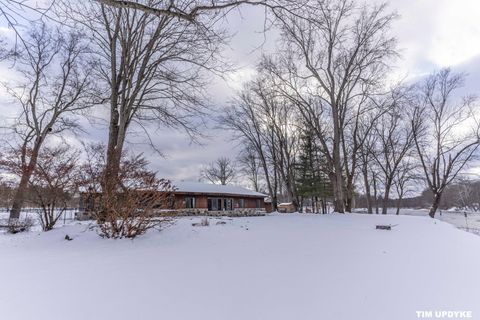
79,146,175,239
7,217,34,234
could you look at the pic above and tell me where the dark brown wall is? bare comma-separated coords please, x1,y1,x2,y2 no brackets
245,198,260,209
197,196,208,208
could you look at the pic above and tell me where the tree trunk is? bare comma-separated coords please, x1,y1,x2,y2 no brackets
372,173,379,214
9,141,42,219
381,180,392,215
344,180,354,213
333,172,344,213
9,172,32,220
395,194,403,215
345,194,353,212
429,193,442,218
363,167,373,213
332,102,344,213
101,103,127,220
329,171,344,213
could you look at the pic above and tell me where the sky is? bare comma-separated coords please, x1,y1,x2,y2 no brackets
1,0,480,183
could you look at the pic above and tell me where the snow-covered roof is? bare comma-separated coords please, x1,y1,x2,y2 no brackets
172,181,267,198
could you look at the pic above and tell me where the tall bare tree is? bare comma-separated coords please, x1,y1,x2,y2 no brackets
221,73,299,210
392,159,417,215
371,85,415,214
358,125,377,214
201,157,236,185
412,69,480,218
57,1,231,213
263,0,397,212
1,22,91,219
238,144,262,192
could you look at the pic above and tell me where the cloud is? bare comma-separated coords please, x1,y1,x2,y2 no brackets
1,1,480,182
389,0,480,73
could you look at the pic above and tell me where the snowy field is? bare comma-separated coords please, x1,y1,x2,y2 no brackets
1,213,480,320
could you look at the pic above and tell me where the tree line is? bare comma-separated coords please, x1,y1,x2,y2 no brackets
0,0,479,238
219,1,480,218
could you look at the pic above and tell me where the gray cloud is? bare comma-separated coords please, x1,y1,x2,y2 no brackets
1,1,480,181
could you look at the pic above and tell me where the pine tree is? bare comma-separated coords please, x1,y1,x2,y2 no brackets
295,129,333,213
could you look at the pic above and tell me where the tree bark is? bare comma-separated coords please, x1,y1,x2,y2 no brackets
363,166,373,214
429,193,442,218
372,173,379,214
332,109,345,213
102,101,127,220
9,141,42,219
329,171,344,213
381,179,392,215
395,195,403,215
345,179,355,213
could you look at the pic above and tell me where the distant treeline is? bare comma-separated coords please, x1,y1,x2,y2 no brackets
356,180,480,212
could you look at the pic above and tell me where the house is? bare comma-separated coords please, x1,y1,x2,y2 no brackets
171,181,268,216
277,202,296,213
78,181,269,217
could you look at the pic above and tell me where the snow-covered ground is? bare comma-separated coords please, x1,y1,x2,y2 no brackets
1,213,479,320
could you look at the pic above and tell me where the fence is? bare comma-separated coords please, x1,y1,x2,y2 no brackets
0,207,79,225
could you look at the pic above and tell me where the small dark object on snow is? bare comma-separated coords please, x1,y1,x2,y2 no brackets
192,218,209,227
376,225,392,230
216,221,226,225
64,234,73,241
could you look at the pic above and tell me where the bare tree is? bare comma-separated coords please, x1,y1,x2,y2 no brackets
222,90,279,210
371,85,415,214
392,159,417,215
201,157,236,185
454,178,480,212
1,22,91,220
358,130,377,214
221,73,300,210
412,69,480,218
263,0,397,212
56,1,232,213
238,144,262,192
30,145,80,231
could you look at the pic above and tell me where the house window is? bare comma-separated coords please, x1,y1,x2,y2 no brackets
224,198,233,211
256,199,262,208
208,198,220,211
236,199,245,208
185,197,195,209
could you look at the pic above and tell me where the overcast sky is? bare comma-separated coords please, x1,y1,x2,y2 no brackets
1,0,480,183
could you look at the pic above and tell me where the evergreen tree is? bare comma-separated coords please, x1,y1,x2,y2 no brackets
295,129,333,213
